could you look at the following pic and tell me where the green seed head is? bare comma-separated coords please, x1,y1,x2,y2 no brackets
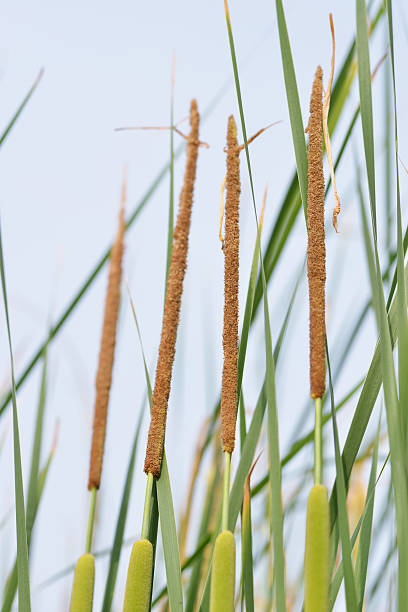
305,484,330,612
69,553,95,612
210,530,235,612
123,539,153,612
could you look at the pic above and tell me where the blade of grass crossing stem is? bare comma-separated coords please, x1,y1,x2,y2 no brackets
26,346,48,542
357,173,379,317
356,0,377,233
357,1,408,607
101,399,146,612
156,457,183,611
327,345,358,610
237,211,264,400
129,296,183,612
224,5,286,607
239,390,246,451
0,69,43,149
355,418,380,609
274,0,308,213
262,268,286,611
385,0,408,445
241,469,254,612
0,224,31,612
384,47,393,269
153,534,212,608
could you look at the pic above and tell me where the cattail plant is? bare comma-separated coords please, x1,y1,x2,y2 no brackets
210,114,240,612
123,98,200,612
143,98,200,478
69,174,126,611
304,65,330,612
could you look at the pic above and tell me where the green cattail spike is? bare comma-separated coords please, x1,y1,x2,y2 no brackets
210,530,235,612
69,553,95,612
123,539,153,612
304,484,330,612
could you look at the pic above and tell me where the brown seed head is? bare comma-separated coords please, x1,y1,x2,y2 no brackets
221,115,240,453
144,99,200,478
88,173,126,489
306,66,326,399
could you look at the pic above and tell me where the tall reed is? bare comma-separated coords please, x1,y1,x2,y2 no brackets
221,114,240,456
304,66,329,612
210,114,240,612
306,65,326,405
88,175,126,491
123,99,201,612
143,98,200,479
69,174,126,612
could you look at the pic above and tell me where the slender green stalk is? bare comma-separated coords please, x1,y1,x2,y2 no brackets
314,397,323,485
141,473,154,540
222,452,231,532
85,488,97,554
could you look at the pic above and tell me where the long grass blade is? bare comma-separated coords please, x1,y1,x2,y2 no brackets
355,419,380,608
2,437,55,612
385,0,408,451
241,462,256,612
275,0,308,212
0,223,31,611
2,347,48,612
0,69,44,149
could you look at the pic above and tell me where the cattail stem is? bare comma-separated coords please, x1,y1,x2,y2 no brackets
143,99,200,478
141,472,154,540
306,65,325,401
85,487,97,554
221,114,240,455
88,174,126,490
313,397,323,485
222,451,231,532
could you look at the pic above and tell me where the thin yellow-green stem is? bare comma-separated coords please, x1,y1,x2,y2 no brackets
314,397,323,485
85,487,97,554
222,451,231,532
141,472,154,540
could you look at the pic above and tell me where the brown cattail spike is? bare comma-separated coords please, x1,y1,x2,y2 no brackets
306,66,326,399
221,115,240,454
88,173,126,490
144,99,200,478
